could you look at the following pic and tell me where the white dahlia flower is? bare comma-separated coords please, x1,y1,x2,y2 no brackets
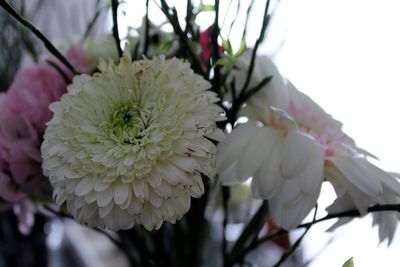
218,54,400,241
41,51,225,231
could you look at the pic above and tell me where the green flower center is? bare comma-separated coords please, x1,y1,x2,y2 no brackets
101,103,151,144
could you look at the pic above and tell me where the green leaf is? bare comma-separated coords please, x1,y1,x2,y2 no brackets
233,37,246,58
214,57,231,66
222,38,233,57
200,4,214,12
342,257,354,267
214,57,234,75
156,39,174,51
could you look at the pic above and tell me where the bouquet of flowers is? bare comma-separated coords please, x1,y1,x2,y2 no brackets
0,0,399,266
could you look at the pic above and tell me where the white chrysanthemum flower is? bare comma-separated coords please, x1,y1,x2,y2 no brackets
41,51,225,231
218,54,400,240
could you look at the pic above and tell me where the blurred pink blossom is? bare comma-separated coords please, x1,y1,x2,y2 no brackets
6,63,67,132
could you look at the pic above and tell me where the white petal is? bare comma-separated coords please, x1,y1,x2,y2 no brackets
75,177,95,196
325,164,373,213
114,183,131,205
97,185,115,207
159,162,185,185
237,127,281,182
281,131,315,178
99,201,114,218
169,155,197,173
218,161,239,186
297,143,324,194
251,140,284,199
216,123,259,171
217,123,259,184
330,157,383,196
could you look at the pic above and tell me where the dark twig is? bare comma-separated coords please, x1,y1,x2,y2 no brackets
46,60,72,84
0,0,78,74
143,0,150,56
211,0,222,97
241,203,400,259
227,0,241,39
239,0,271,96
185,0,193,34
299,203,400,229
241,75,272,102
243,0,255,37
111,0,123,57
226,75,272,126
43,205,74,219
82,0,105,41
272,205,318,267
158,0,205,77
224,201,269,267
222,186,231,264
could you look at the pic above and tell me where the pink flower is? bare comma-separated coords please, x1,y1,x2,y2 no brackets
6,63,67,133
199,27,224,64
65,44,91,74
8,142,42,185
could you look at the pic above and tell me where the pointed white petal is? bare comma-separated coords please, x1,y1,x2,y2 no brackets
330,157,382,197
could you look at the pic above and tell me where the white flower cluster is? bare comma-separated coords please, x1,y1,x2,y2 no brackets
41,51,224,231
217,51,400,242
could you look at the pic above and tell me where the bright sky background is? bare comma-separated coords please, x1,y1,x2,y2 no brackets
119,0,400,266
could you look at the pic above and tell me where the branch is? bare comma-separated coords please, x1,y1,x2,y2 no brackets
226,75,272,126
224,201,269,267
143,0,150,56
82,0,105,41
0,0,78,74
239,0,271,96
43,205,73,219
242,0,255,37
211,0,222,97
111,0,123,57
244,203,400,257
158,0,205,77
222,186,230,264
184,0,193,34
272,205,318,267
299,203,400,229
